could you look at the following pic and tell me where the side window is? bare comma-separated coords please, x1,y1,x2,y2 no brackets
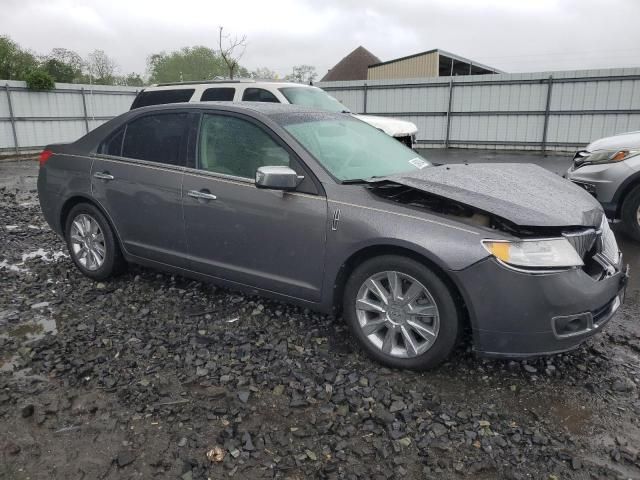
99,127,125,156
198,114,290,178
122,113,191,166
130,89,195,109
241,88,279,103
201,87,235,101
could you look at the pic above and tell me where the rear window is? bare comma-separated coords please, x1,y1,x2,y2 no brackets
121,113,192,166
242,88,279,103
130,89,195,109
201,87,235,101
99,128,125,156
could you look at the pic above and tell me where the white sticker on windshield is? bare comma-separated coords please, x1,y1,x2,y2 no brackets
409,157,428,169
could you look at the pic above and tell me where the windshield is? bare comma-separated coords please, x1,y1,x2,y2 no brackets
284,117,431,181
279,87,348,113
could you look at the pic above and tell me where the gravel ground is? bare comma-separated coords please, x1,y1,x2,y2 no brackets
1,157,640,480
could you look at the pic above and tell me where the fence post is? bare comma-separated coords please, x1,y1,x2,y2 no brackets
541,75,554,154
444,77,454,148
363,82,368,114
4,84,19,154
80,87,90,133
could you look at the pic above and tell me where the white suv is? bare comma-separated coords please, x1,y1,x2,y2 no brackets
130,80,418,147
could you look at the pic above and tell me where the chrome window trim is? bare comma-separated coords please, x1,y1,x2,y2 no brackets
92,153,186,174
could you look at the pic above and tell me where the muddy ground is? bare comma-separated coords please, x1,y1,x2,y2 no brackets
1,154,639,480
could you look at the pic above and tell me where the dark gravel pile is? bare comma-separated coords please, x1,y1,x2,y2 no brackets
1,184,640,480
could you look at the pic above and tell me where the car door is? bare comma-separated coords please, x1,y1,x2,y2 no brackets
91,111,198,267
182,112,327,301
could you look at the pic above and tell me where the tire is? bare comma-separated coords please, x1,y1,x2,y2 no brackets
621,185,640,242
64,202,125,281
342,255,460,370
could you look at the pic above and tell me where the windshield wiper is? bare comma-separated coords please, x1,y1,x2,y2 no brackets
341,178,368,184
341,175,385,185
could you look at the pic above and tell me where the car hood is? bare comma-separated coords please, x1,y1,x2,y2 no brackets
352,114,418,137
372,163,603,228
586,130,640,152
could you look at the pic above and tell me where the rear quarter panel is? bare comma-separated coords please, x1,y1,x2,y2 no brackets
38,152,93,236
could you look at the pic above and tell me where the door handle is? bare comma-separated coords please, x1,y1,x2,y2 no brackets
94,172,114,181
187,190,217,201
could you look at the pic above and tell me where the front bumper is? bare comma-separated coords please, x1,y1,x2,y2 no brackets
566,160,636,218
452,257,628,358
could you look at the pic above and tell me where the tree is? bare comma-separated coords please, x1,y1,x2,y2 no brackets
86,49,118,85
43,48,84,82
147,46,227,83
250,67,278,80
285,65,318,84
42,58,76,83
115,72,144,87
217,27,247,79
25,70,55,90
0,35,38,80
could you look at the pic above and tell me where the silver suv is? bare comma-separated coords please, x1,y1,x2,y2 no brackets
566,130,640,241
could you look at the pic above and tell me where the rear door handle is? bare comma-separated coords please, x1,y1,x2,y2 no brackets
94,172,114,181
187,189,217,201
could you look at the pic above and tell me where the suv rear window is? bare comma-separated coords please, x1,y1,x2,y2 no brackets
242,88,279,103
130,89,195,109
201,87,235,101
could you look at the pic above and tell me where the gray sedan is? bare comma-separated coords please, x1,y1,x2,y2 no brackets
37,103,628,369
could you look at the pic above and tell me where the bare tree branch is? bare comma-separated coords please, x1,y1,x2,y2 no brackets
217,26,247,79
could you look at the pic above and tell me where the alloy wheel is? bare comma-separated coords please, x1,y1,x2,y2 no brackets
355,271,440,358
69,213,106,271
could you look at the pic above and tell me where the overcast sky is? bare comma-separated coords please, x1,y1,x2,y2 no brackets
2,0,640,78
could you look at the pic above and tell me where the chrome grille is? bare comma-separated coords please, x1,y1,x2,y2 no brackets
563,228,597,259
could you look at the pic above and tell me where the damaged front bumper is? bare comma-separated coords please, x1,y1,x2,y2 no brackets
451,257,629,358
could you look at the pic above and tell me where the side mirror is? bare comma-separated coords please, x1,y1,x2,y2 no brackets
255,166,303,191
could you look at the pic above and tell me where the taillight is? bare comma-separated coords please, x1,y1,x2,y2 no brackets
39,149,53,167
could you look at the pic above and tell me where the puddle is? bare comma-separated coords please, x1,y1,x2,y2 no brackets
22,249,68,262
514,393,593,435
0,314,57,375
0,314,57,342
0,249,69,275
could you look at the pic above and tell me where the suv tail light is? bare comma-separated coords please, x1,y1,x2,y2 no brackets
39,149,53,167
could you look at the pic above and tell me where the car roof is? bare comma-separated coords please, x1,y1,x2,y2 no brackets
130,101,331,118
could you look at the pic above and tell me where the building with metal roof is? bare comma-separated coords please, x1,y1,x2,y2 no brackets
367,49,503,80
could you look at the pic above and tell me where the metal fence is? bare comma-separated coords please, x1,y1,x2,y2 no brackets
1,80,138,153
317,67,640,152
3,68,640,154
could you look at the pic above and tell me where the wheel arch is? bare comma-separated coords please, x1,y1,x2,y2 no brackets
59,195,126,254
331,244,471,333
613,171,640,217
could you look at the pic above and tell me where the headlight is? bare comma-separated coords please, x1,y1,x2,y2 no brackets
581,149,640,165
482,238,583,269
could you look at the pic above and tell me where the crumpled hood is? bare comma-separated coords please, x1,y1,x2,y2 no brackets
353,114,418,137
586,130,640,152
374,163,603,228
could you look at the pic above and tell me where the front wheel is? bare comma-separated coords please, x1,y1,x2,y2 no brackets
621,185,640,242
343,255,460,370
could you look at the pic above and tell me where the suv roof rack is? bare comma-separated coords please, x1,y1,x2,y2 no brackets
154,79,256,87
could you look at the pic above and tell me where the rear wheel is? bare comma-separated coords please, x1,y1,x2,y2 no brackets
621,185,640,242
343,255,460,370
64,203,125,280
